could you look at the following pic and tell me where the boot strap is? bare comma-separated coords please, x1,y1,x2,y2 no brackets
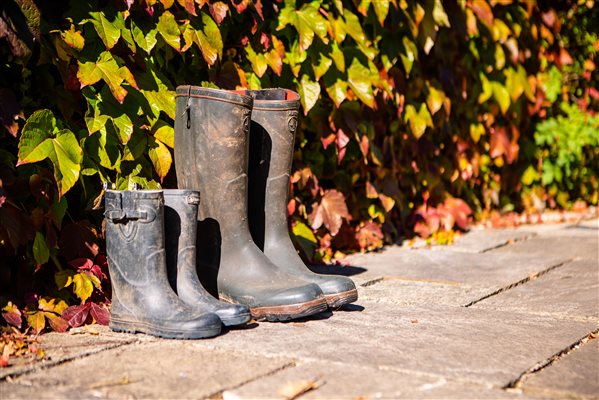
105,192,157,223
106,209,151,222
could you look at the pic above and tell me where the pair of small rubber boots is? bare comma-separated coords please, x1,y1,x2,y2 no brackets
105,188,250,339
104,87,358,339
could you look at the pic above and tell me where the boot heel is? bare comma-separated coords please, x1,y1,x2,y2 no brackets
110,317,221,340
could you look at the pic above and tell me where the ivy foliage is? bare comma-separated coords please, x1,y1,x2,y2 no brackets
0,0,597,333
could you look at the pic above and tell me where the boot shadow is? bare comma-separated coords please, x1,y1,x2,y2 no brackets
196,218,222,298
247,120,271,251
164,204,181,292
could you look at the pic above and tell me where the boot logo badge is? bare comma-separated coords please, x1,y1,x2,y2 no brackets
288,111,298,134
242,110,251,134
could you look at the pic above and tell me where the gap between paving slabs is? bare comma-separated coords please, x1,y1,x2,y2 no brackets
505,329,599,392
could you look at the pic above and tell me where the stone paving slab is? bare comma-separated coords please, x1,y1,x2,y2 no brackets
0,327,139,380
191,300,596,387
522,337,599,399
472,259,599,321
344,244,570,289
428,228,536,253
224,360,532,400
358,278,489,307
0,339,294,400
491,235,598,262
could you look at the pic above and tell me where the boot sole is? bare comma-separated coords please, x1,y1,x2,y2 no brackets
325,288,359,308
249,297,328,322
110,318,221,339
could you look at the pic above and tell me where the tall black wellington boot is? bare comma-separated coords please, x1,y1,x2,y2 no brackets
174,85,328,321
104,189,222,339
163,189,251,327
246,89,358,308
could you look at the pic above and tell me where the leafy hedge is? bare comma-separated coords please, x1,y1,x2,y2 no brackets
0,0,597,333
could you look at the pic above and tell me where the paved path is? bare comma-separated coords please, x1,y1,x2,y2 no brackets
1,219,597,399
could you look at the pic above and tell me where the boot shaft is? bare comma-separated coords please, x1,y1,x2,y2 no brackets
104,190,165,285
163,189,200,289
246,89,301,251
174,86,254,240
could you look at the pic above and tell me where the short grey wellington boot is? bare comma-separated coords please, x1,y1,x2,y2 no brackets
163,189,251,327
174,86,327,321
104,189,222,339
246,89,358,308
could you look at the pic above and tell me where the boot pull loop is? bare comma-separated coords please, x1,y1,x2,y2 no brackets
183,86,192,129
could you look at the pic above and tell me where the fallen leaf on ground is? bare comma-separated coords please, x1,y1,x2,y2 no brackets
277,378,324,400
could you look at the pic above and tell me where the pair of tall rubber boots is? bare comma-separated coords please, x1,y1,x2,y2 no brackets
104,87,358,339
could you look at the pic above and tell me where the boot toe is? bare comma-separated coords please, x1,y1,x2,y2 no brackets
172,312,222,339
312,275,358,308
317,275,357,297
267,282,324,306
215,304,251,327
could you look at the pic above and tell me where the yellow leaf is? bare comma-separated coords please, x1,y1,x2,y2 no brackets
148,139,172,181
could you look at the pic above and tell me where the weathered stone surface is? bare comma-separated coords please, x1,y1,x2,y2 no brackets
522,337,599,399
358,278,489,307
472,259,599,320
0,341,293,399
225,360,528,400
491,235,598,262
344,245,569,290
191,300,595,386
431,228,536,253
0,325,138,380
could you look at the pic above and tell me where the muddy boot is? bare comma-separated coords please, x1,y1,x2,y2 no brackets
163,189,251,327
104,189,222,339
246,89,358,308
174,86,327,321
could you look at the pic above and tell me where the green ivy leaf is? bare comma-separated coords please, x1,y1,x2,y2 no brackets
325,79,347,108
404,103,433,139
245,44,268,77
426,86,446,115
330,41,345,72
17,110,83,196
55,269,76,289
131,20,158,53
278,2,328,52
73,272,100,303
432,0,450,27
298,75,321,114
88,11,122,50
77,52,135,103
347,59,374,108
373,0,389,25
491,82,510,114
157,11,181,51
152,120,174,148
400,37,417,76
291,221,317,258
312,53,332,80
343,10,366,43
33,232,49,265
60,25,85,51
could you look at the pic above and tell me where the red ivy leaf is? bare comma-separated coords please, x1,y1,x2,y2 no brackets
310,189,351,236
90,303,110,325
443,197,472,231
2,303,22,328
355,221,384,251
45,313,68,332
68,258,93,271
209,2,229,24
61,303,91,328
